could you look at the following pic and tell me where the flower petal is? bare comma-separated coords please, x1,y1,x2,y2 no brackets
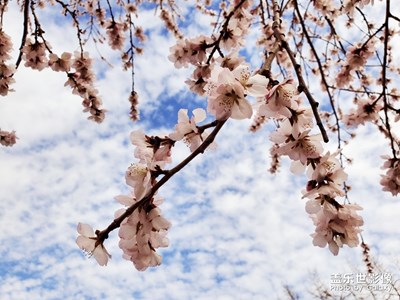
77,223,94,237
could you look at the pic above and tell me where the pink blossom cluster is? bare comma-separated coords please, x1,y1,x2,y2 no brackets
343,0,375,15
77,129,174,269
116,195,171,271
116,131,174,270
218,4,253,51
308,199,363,255
64,52,105,123
250,76,364,255
168,35,210,69
0,129,17,147
336,40,376,88
380,156,400,196
48,52,72,72
343,97,382,127
21,39,49,71
77,104,226,267
205,64,268,120
304,153,364,255
169,108,211,152
106,21,126,50
253,79,323,171
0,30,15,96
20,36,105,122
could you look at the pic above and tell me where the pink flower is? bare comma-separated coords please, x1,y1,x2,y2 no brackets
48,52,72,72
258,78,299,119
125,163,152,200
130,130,172,170
76,223,111,266
185,65,211,96
270,121,323,165
169,108,210,152
106,21,126,50
0,63,15,96
232,64,269,97
118,206,171,271
380,156,400,196
345,40,375,70
343,97,382,128
303,152,348,198
0,30,13,61
0,129,17,146
22,39,49,71
310,202,363,255
206,66,252,120
168,36,210,68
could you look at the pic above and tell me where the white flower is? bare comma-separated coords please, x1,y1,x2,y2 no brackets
169,108,210,152
76,223,111,266
232,64,269,97
206,66,252,120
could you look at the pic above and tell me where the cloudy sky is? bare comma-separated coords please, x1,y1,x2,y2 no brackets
0,1,399,299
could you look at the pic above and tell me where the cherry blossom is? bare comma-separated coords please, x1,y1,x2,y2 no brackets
0,30,13,61
309,202,363,255
380,156,400,196
0,129,17,146
232,64,269,97
117,204,171,271
343,97,382,127
125,163,152,200
257,78,299,119
270,121,323,165
206,66,252,120
169,108,210,152
48,52,72,72
106,21,126,50
21,39,49,71
303,152,348,198
130,130,172,170
0,63,15,96
76,223,111,266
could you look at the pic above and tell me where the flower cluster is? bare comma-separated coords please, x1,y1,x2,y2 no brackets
0,129,17,147
168,35,210,69
0,30,15,96
308,200,363,255
22,39,49,71
250,76,364,255
169,108,210,152
303,152,364,255
106,21,126,50
116,195,171,271
114,131,174,270
343,97,382,127
336,40,376,88
218,5,253,51
380,156,400,196
48,52,72,72
64,52,105,123
205,64,268,120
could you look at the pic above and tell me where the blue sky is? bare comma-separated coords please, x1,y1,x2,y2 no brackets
1,1,400,299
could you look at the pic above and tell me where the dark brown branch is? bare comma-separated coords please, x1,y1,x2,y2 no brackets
15,0,30,69
271,0,329,143
382,0,397,159
292,0,334,145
